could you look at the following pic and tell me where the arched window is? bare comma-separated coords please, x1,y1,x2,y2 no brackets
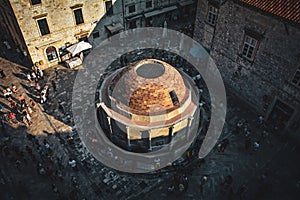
46,46,58,62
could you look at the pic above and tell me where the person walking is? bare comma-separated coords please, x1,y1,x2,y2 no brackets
68,159,77,170
22,113,29,126
11,84,18,93
0,69,6,79
54,68,59,79
3,89,12,101
31,72,37,82
51,80,57,92
38,67,43,79
25,112,32,126
218,138,229,152
19,94,26,104
26,72,32,82
199,175,208,193
10,101,18,111
35,82,41,91
40,86,48,103
2,112,9,122
26,106,33,117
29,99,37,111
25,111,32,126
32,65,38,74
253,140,260,151
9,112,17,123
0,103,4,112
6,87,13,96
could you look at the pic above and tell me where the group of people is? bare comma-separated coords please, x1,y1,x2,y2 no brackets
27,65,43,82
0,65,48,128
1,88,35,126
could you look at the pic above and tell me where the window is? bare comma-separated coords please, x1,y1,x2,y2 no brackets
37,18,50,36
128,5,136,14
206,5,218,26
242,35,259,60
92,31,100,39
169,90,179,106
46,46,58,62
31,0,41,5
105,1,113,16
74,8,84,25
291,67,300,86
146,1,152,9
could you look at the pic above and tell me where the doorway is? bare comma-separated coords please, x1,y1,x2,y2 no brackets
268,99,294,130
45,46,58,62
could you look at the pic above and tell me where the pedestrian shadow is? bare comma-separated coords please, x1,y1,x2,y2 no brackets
20,83,35,94
13,72,26,80
43,130,51,135
11,95,19,103
25,92,40,103
0,101,12,111
19,67,30,75
0,84,8,90
0,94,19,103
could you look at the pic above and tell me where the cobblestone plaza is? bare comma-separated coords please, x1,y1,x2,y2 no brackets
0,0,300,200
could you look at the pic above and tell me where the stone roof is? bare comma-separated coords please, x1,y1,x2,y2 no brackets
110,59,189,115
238,0,300,24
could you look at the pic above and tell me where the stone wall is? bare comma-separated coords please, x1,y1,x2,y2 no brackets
89,0,123,47
194,0,300,133
91,0,197,50
8,0,107,69
0,0,28,57
123,0,193,29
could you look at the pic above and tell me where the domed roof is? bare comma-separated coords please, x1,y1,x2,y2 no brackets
110,59,188,115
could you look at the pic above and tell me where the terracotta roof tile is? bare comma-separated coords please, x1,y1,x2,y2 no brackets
239,0,300,24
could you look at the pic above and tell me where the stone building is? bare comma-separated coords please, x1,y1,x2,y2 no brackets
0,0,110,69
0,0,28,59
88,0,124,47
193,0,300,134
123,0,196,29
90,0,197,47
97,59,199,152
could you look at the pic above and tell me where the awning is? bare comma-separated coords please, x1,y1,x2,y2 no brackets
126,14,143,21
105,23,124,34
144,5,178,18
66,41,92,57
179,0,195,7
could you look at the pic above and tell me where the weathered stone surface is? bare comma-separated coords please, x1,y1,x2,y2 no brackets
193,0,300,134
7,0,107,69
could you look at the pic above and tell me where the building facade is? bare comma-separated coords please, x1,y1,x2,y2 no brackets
0,0,28,60
88,0,124,47
1,0,109,69
90,0,197,47
194,0,300,134
2,0,198,67
123,0,196,29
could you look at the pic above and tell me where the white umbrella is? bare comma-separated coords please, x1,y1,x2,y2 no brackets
67,41,92,57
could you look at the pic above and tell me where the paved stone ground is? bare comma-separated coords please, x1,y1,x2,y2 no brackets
0,26,299,200
0,55,166,200
1,48,299,200
143,90,300,200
